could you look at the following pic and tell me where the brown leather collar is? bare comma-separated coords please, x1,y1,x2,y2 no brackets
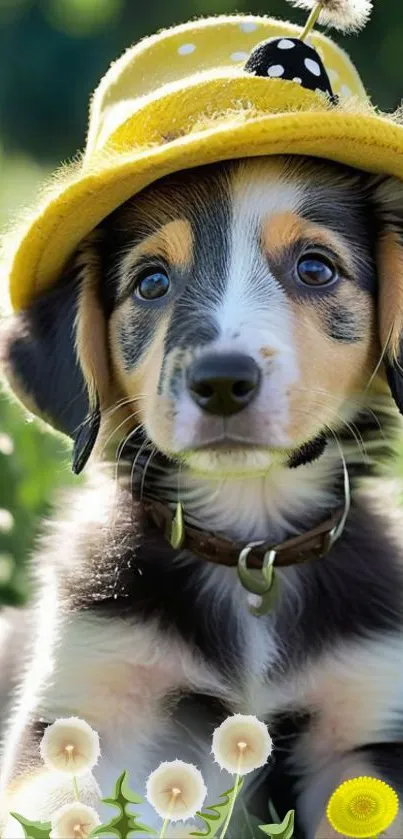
142,496,345,570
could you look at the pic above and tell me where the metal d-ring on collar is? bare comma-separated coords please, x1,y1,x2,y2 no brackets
237,450,351,617
238,543,280,617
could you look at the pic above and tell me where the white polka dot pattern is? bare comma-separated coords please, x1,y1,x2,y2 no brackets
239,21,257,32
174,24,356,105
231,51,249,62
178,43,196,56
304,57,321,77
277,39,295,50
267,65,285,77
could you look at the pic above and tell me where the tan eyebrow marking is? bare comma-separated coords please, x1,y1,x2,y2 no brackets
119,219,193,292
262,211,354,272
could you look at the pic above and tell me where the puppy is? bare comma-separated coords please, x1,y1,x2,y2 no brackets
2,154,403,839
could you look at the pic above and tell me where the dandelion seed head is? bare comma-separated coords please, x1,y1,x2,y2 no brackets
212,714,273,775
287,0,373,33
146,759,207,822
50,802,100,839
40,717,100,776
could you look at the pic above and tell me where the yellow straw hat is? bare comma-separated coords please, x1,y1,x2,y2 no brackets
5,0,403,312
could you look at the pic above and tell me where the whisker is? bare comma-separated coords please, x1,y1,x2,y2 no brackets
128,435,151,492
140,446,158,501
74,393,147,437
101,393,148,421
129,438,145,496
324,427,352,514
105,422,144,533
98,413,138,460
291,386,387,448
291,385,382,425
291,404,370,462
114,423,144,487
365,324,394,393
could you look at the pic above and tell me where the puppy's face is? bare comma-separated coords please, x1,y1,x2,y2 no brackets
102,156,379,476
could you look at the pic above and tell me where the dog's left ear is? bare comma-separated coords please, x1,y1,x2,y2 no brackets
71,245,110,473
372,177,403,414
1,236,111,474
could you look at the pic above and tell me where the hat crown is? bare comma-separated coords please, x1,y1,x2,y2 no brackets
86,14,367,157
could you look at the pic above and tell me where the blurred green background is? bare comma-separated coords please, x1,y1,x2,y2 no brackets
0,0,402,606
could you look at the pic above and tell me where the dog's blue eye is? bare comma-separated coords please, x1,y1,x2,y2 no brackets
136,270,170,300
297,255,336,286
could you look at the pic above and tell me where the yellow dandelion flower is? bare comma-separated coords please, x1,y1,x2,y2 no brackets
327,776,398,838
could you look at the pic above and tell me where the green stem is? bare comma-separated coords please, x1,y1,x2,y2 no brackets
159,815,171,839
72,775,80,801
300,2,323,41
159,791,179,839
220,767,242,839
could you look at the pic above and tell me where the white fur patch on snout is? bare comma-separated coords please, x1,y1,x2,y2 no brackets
170,165,301,456
171,324,298,457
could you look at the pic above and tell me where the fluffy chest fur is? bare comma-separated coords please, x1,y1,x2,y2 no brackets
39,601,403,752
15,496,403,836
12,467,403,760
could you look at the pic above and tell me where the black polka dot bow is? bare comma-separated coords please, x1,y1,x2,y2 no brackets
244,37,334,98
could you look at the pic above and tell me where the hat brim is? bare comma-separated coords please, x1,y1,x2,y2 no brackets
8,80,403,311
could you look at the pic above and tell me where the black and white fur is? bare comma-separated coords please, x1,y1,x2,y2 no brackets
2,156,403,838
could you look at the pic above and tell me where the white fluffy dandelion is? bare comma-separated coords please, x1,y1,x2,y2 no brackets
287,0,373,34
212,714,273,775
40,717,100,776
212,715,273,839
146,759,207,824
50,802,100,839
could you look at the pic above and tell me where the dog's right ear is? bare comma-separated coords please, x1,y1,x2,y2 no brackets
1,242,109,474
371,176,403,416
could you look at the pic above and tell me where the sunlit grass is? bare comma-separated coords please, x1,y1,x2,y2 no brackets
0,147,50,231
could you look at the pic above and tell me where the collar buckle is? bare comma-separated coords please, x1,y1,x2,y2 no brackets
237,543,279,617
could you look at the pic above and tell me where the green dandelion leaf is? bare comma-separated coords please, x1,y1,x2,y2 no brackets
259,809,295,839
9,813,51,839
90,770,156,838
190,779,244,838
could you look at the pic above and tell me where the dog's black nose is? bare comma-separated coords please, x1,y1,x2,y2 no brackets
187,353,261,416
